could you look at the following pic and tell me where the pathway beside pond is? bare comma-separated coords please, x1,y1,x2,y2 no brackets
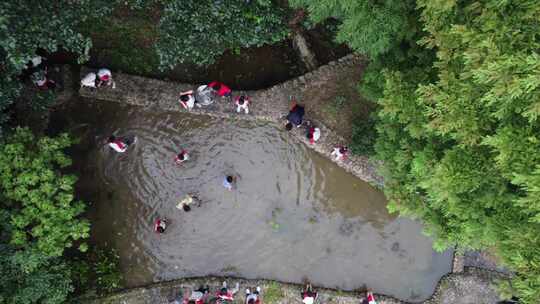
82,268,506,304
78,54,383,187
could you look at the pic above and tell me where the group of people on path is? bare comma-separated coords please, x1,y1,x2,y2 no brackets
172,282,377,304
285,100,348,160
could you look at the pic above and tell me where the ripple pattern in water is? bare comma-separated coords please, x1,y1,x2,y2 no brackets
74,102,452,302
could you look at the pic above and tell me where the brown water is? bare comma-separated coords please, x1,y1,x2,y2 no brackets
50,100,452,302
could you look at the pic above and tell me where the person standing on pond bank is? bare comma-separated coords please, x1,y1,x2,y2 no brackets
235,95,250,114
208,81,232,98
179,90,197,110
360,290,377,304
245,286,262,304
183,285,210,304
331,146,348,161
97,68,116,88
286,100,305,131
107,135,136,153
223,175,235,191
301,283,317,304
217,281,240,303
307,126,321,144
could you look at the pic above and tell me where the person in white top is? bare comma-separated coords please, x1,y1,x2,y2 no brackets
97,68,116,88
301,283,317,304
307,127,321,144
179,90,196,110
235,95,250,114
107,135,135,153
331,146,348,161
360,290,377,304
245,286,261,304
81,72,97,88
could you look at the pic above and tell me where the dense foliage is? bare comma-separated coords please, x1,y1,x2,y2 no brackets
289,0,416,59
0,0,116,135
0,128,90,257
0,210,74,304
294,0,540,302
381,2,540,302
156,0,289,68
0,128,91,303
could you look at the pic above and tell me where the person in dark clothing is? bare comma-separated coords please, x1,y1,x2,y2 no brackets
285,101,305,131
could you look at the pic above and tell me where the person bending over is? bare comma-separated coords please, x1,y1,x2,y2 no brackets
235,95,250,114
217,281,239,303
208,81,232,98
175,150,190,164
286,100,305,131
301,283,317,304
245,286,262,304
108,135,136,153
154,218,168,234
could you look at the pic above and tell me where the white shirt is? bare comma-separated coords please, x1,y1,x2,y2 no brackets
302,297,314,304
181,95,195,109
331,147,343,159
312,128,321,142
81,72,96,87
108,142,127,153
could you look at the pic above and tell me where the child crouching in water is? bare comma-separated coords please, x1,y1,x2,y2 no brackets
175,150,189,165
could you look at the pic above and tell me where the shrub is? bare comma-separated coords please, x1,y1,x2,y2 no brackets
350,115,377,156
156,0,289,68
0,127,90,258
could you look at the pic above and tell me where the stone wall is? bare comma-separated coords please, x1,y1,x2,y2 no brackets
82,268,506,304
78,54,383,187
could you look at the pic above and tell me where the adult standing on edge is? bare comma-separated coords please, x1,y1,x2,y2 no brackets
285,99,305,131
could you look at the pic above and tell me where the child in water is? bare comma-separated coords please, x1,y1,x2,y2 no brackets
154,218,168,234
223,175,235,191
175,150,190,164
176,193,201,212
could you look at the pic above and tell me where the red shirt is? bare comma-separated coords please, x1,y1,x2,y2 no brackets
208,81,231,97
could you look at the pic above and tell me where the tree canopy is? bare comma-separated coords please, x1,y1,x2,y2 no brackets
0,127,90,258
375,1,540,302
156,0,288,68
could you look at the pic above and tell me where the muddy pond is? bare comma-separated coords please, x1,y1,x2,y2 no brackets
50,100,452,302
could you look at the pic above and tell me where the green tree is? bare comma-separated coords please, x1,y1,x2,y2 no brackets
288,0,417,58
376,1,540,302
0,127,90,258
0,0,116,134
156,0,288,68
0,210,73,304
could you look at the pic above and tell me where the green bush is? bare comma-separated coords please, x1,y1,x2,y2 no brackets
350,115,377,156
0,0,117,134
0,127,90,258
72,248,123,296
263,282,283,304
156,0,289,68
